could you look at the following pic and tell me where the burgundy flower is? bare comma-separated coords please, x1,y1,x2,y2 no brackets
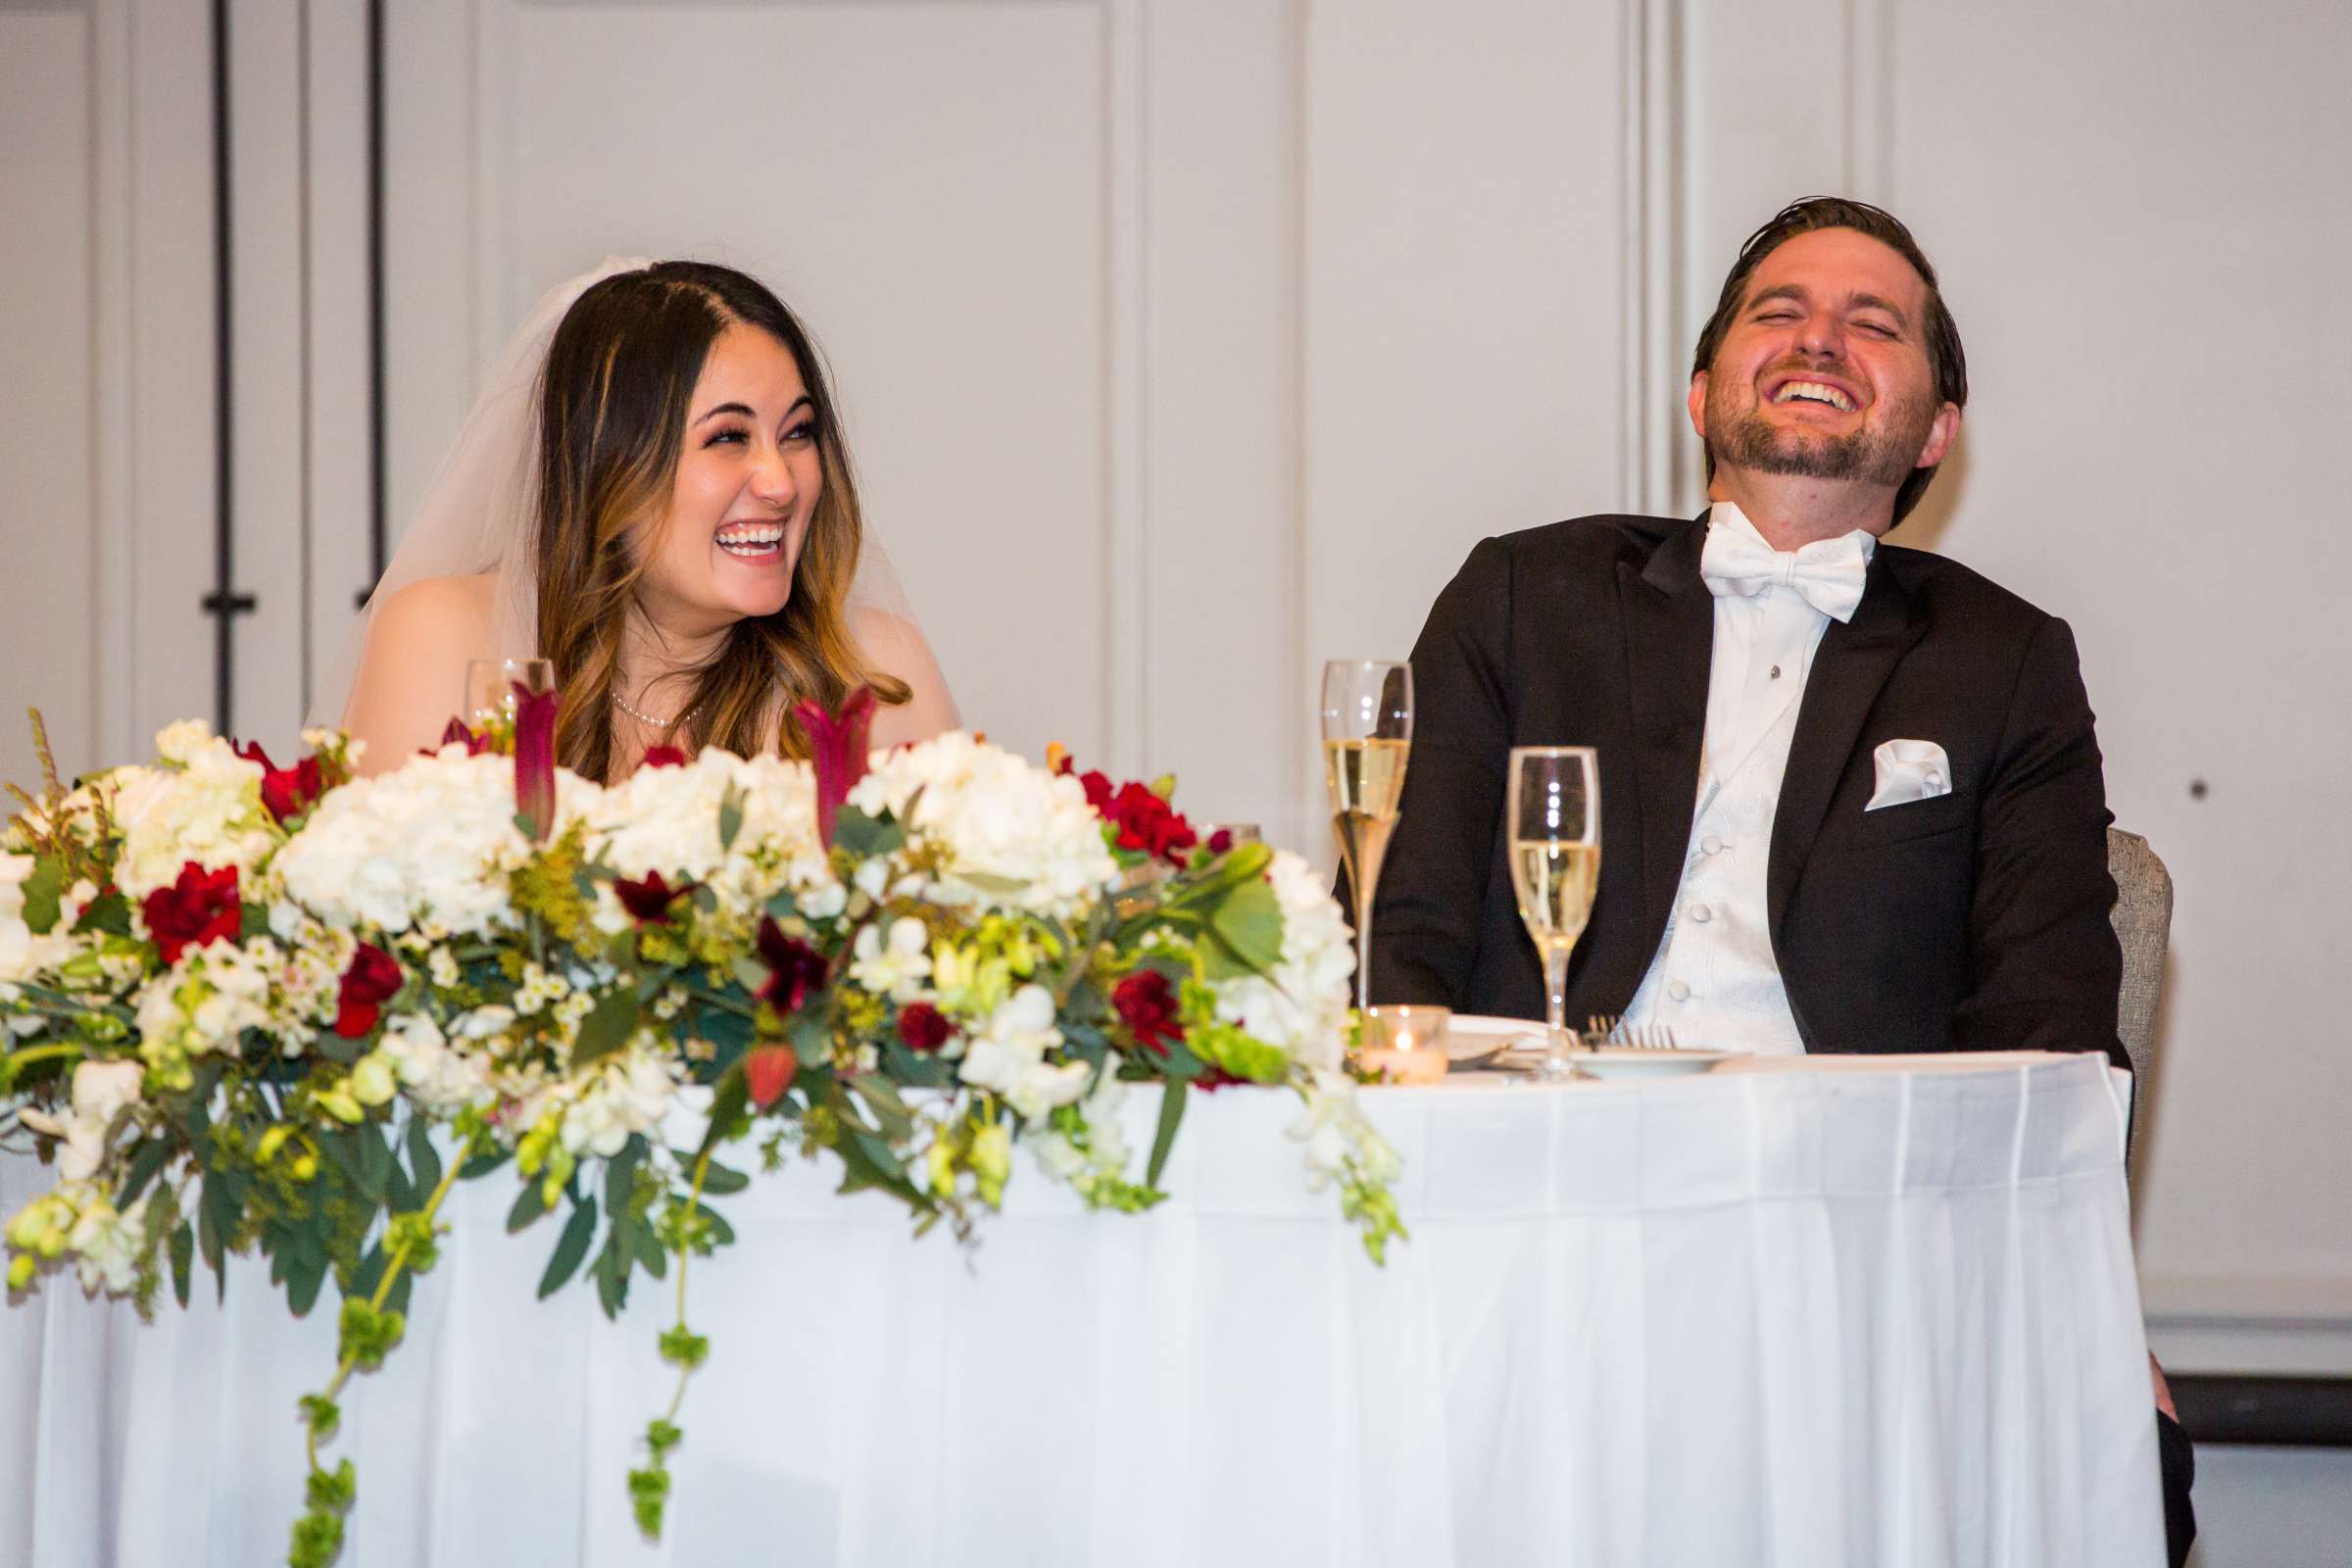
232,741,324,824
1206,829,1234,857
755,916,830,1013
744,1044,799,1110
1194,1066,1247,1094
141,862,243,964
897,1002,954,1054
435,718,495,757
640,745,689,769
1112,970,1184,1054
794,687,877,847
514,681,559,842
334,942,404,1039
614,870,693,926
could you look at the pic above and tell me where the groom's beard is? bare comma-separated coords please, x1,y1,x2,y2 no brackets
1706,364,1937,487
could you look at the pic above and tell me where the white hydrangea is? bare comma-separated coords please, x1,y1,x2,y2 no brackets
957,983,1091,1121
585,750,825,922
1210,849,1355,1072
111,730,279,899
271,748,599,937
847,734,1117,920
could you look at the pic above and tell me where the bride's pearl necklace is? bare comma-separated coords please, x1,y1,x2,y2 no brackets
612,688,699,729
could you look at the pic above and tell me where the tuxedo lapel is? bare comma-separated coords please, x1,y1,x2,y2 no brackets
1767,556,1927,933
1617,515,1714,955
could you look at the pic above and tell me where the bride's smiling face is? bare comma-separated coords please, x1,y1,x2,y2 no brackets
634,322,822,637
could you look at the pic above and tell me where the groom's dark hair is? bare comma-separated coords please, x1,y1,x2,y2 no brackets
1691,196,1969,525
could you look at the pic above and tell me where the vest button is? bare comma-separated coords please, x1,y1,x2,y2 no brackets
1687,903,1711,924
1667,980,1692,1003
1700,835,1724,855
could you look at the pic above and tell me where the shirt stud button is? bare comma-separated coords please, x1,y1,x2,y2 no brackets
1667,980,1692,1003
1688,904,1711,924
1700,835,1724,855
1925,770,1944,789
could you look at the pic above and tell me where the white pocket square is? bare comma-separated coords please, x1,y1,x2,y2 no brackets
1866,739,1951,810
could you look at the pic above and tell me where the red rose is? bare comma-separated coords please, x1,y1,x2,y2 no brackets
755,917,830,1013
334,942,405,1039
233,741,325,824
1061,760,1198,866
897,1002,954,1054
1112,969,1184,1054
614,870,693,925
141,862,243,964
744,1044,799,1109
1206,829,1234,857
640,746,688,769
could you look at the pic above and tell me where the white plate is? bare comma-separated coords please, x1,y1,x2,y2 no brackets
1442,1015,1549,1066
1492,1045,1738,1078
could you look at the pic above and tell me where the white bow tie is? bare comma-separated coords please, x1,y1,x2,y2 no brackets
1698,524,1872,623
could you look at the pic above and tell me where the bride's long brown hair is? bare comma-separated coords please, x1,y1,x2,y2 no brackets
532,262,908,782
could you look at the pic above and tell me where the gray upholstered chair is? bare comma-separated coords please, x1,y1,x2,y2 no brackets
2106,827,2173,1132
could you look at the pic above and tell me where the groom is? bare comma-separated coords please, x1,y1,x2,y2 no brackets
1368,197,2193,1562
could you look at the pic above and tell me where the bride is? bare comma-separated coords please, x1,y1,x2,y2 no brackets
328,259,957,779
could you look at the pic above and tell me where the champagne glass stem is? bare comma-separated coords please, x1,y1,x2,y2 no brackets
1352,874,1375,1016
1543,945,1571,1073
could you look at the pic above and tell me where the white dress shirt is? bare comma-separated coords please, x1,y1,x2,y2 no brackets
1623,503,1877,1054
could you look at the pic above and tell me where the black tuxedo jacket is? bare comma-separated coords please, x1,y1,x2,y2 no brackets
1367,513,2127,1068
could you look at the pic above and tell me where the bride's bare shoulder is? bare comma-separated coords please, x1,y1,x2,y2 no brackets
371,572,499,643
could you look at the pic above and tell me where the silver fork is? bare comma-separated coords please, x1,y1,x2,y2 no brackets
1605,1019,1680,1051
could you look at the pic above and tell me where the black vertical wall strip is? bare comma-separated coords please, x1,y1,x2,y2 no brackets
364,0,386,603
203,0,255,731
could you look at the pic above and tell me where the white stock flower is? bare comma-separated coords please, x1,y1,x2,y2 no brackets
1290,1069,1399,1192
957,983,1090,1121
67,1195,141,1295
1211,849,1355,1073
272,750,598,937
18,1060,145,1183
559,1039,681,1158
376,1012,494,1115
846,734,1118,920
1029,1074,1132,1198
849,917,932,1002
112,738,278,899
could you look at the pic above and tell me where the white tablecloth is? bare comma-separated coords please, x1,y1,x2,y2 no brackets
1,1051,2165,1567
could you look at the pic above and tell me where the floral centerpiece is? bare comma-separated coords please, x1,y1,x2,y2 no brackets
0,699,1401,1567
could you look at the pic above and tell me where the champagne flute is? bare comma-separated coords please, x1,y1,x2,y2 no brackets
1322,660,1413,1015
460,658,555,744
1507,747,1600,1081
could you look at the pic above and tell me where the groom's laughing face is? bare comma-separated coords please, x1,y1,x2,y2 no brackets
1690,226,1956,492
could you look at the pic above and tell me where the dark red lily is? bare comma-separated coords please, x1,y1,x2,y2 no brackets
794,686,876,847
614,870,694,925
513,681,559,842
436,718,495,758
755,916,830,1013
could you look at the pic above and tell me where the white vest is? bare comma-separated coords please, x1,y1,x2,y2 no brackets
1623,504,1868,1054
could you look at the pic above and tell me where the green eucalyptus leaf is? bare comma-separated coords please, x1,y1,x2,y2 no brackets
1147,1080,1186,1189
117,1139,169,1208
19,858,62,935
696,1159,749,1197
406,1117,443,1198
572,988,640,1069
536,1195,599,1298
1205,875,1284,976
169,1220,193,1307
506,1176,551,1234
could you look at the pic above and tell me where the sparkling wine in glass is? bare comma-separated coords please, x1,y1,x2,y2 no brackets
460,658,555,744
1507,746,1600,1081
1322,660,1413,1015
